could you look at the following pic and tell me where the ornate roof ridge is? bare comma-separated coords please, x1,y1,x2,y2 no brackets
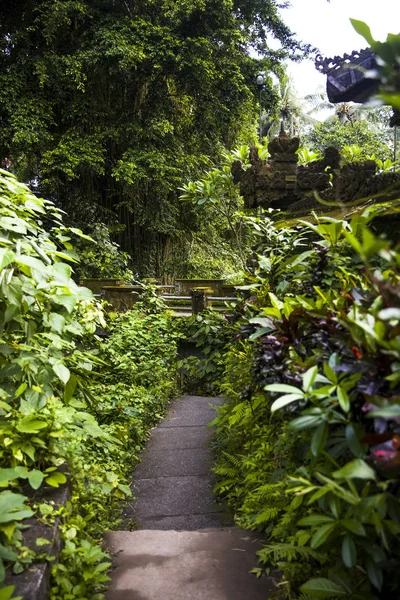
315,48,372,75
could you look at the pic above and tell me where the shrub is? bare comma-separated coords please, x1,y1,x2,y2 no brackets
213,208,400,598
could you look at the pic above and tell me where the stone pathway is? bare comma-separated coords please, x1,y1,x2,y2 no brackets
105,395,276,599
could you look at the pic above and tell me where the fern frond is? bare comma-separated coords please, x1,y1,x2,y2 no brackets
258,543,324,565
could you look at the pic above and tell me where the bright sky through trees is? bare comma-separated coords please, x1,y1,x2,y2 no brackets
280,0,400,99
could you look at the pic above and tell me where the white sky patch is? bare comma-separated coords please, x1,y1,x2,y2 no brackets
279,0,400,100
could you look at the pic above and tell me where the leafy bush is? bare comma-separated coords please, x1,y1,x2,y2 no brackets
72,223,134,281
0,170,178,599
212,207,400,599
176,310,233,395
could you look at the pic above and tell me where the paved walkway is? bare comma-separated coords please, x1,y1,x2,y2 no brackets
105,395,276,599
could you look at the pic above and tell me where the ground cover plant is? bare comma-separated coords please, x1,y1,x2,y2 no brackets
212,207,400,599
0,169,178,599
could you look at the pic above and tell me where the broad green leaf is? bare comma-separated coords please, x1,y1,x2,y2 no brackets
52,294,77,313
14,383,27,398
311,422,328,456
0,217,27,234
268,292,284,310
289,415,321,429
52,362,70,385
16,418,47,433
248,317,274,328
341,519,366,536
333,459,376,481
0,544,18,561
0,469,19,483
378,308,400,320
64,374,77,403
303,366,318,392
16,255,46,272
323,362,338,383
367,405,400,418
298,515,335,526
249,327,272,341
52,262,72,283
345,424,363,457
300,577,347,598
271,393,303,412
35,538,51,546
350,19,375,46
337,387,350,413
0,585,22,600
366,559,383,591
0,248,15,271
48,313,66,334
45,471,67,487
310,523,336,548
28,470,44,490
264,383,303,395
342,535,356,568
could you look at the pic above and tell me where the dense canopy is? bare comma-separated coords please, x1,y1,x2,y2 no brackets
0,0,308,275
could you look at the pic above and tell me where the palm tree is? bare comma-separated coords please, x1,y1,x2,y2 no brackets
261,73,318,139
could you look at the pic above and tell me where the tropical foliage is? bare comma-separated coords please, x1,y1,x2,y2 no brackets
212,207,400,599
0,0,309,277
0,170,178,599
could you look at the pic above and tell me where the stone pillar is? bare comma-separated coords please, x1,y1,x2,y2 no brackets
190,287,212,315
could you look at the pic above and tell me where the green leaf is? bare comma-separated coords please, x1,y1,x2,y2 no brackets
290,415,321,429
45,471,67,488
52,362,70,385
311,422,328,456
0,544,18,561
366,559,383,591
323,363,338,383
345,424,363,458
0,469,20,483
264,383,303,395
0,217,27,234
28,470,44,490
249,327,272,341
341,519,366,536
300,578,346,598
0,586,22,600
0,248,15,271
378,308,400,320
337,387,350,413
367,405,400,418
47,313,65,334
298,515,335,526
333,459,376,481
53,294,78,313
303,366,318,392
310,523,336,548
342,535,356,568
35,538,51,547
64,374,77,403
16,418,47,433
350,19,375,45
271,393,303,412
14,383,27,398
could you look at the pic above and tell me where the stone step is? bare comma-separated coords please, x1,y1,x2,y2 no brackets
105,528,277,600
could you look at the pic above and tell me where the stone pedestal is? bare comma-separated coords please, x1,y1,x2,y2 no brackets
190,287,212,315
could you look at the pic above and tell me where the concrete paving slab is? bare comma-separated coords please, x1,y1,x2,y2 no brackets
146,426,212,450
134,447,213,478
159,399,222,428
105,529,277,600
129,476,223,518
